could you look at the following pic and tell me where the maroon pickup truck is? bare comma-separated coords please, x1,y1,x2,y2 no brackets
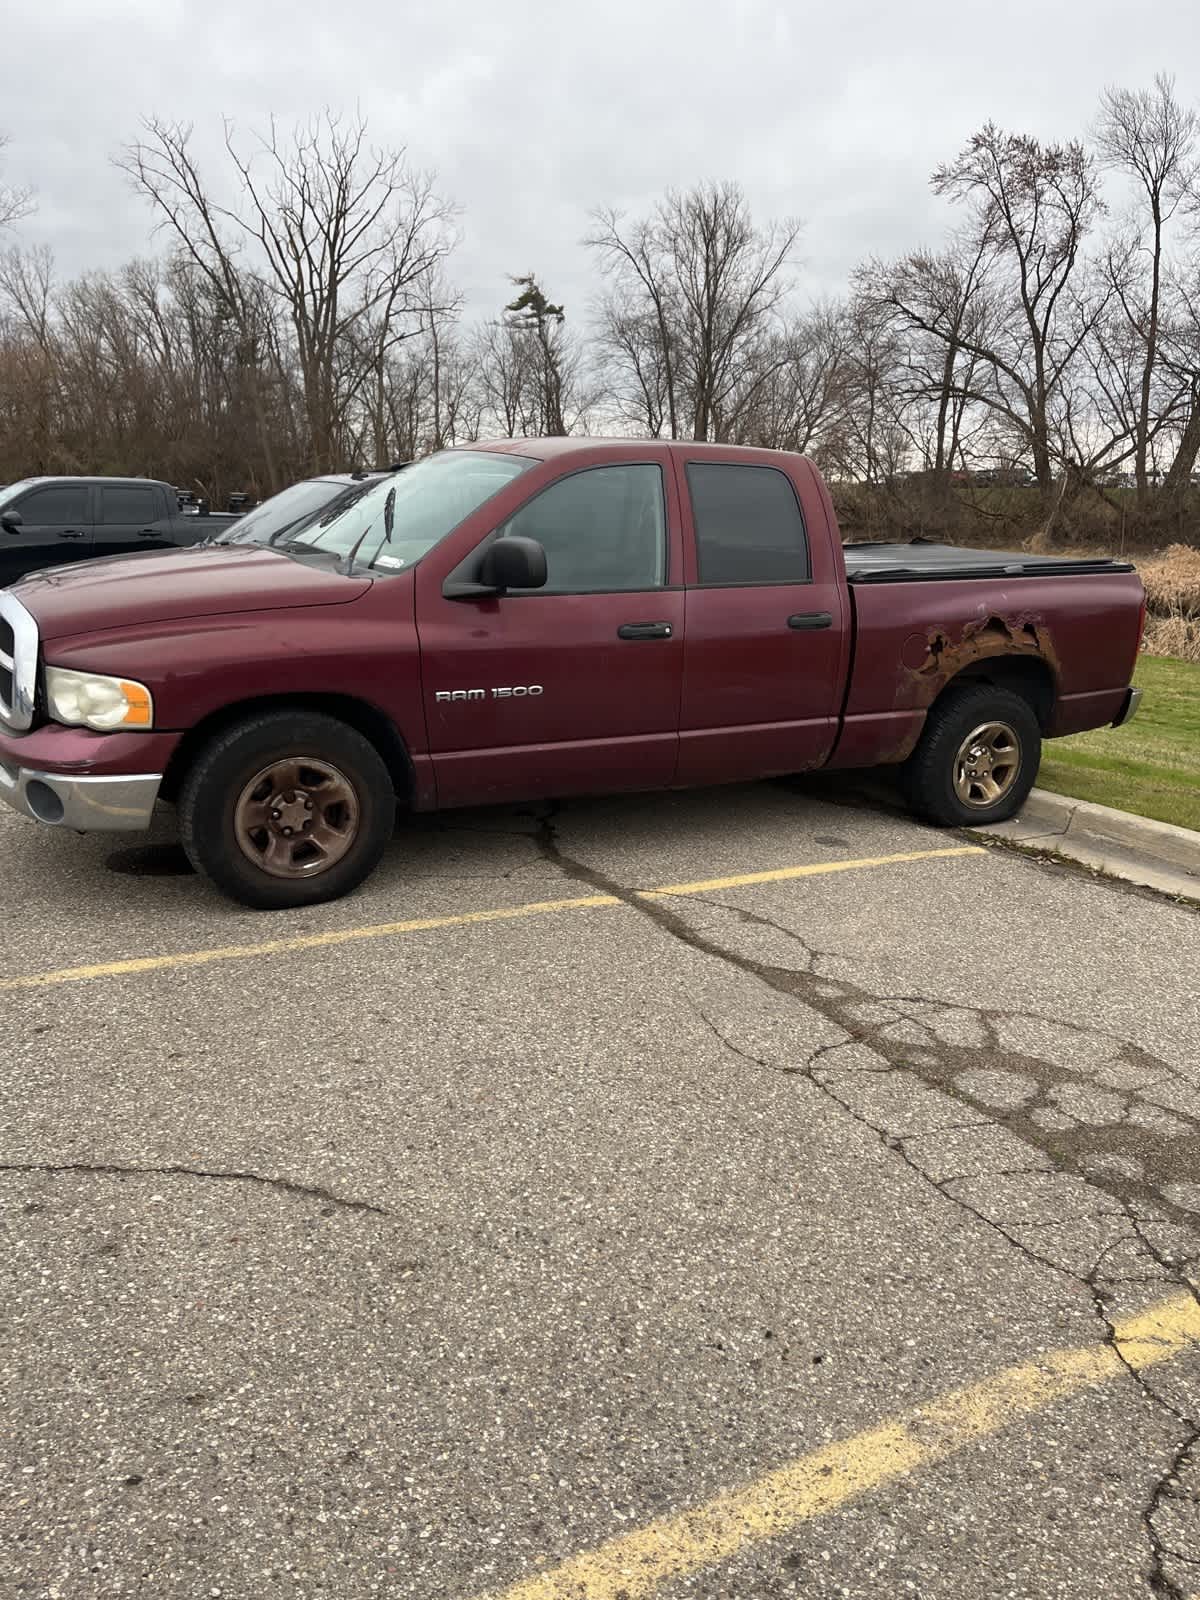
0,439,1145,909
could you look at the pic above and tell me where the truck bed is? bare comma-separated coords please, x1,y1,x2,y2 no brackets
842,541,1135,584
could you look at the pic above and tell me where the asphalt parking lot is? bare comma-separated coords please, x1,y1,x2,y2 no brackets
2,776,1199,1600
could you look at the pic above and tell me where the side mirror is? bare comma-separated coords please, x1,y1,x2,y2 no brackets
478,535,547,592
1,510,23,533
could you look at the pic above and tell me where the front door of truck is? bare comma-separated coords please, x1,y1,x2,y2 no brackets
0,483,94,586
675,457,847,785
416,459,686,807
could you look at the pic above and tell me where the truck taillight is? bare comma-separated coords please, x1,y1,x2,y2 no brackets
1137,590,1147,647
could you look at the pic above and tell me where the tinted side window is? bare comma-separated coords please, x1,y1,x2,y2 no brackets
100,486,160,525
501,465,666,593
18,486,89,525
687,463,810,585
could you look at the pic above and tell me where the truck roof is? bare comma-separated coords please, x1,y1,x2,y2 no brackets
13,474,174,489
465,437,813,462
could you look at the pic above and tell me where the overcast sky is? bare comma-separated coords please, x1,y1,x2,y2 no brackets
5,0,1200,324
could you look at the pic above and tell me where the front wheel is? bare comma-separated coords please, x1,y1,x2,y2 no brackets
902,684,1041,828
179,711,395,909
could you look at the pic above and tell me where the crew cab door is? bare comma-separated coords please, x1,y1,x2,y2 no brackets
675,455,848,785
415,457,685,808
93,483,178,560
0,482,94,586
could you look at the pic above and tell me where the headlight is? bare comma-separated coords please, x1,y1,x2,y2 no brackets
44,666,154,731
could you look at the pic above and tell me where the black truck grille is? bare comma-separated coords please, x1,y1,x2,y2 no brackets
0,594,37,732
0,614,14,717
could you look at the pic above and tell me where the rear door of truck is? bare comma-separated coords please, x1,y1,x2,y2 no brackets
673,451,849,785
92,482,178,560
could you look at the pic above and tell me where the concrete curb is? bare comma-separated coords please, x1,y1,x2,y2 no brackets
971,788,1200,901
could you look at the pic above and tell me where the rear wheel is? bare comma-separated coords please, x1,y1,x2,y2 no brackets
903,684,1041,827
179,711,395,909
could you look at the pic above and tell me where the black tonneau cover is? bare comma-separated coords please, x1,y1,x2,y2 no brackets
842,541,1135,584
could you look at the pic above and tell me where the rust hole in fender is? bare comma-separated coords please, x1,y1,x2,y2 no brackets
901,612,1058,708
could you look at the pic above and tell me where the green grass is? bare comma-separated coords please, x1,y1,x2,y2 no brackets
1038,655,1200,832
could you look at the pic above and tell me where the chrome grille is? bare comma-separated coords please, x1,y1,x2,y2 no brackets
0,592,38,732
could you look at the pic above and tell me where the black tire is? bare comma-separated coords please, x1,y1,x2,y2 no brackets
179,711,395,910
902,683,1041,827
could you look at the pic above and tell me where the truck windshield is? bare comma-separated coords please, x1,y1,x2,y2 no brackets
0,480,41,510
216,478,359,547
272,451,535,572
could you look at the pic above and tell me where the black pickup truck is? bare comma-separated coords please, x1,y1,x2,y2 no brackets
0,477,243,587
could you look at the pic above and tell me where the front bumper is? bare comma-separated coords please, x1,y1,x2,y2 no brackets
1111,686,1143,729
0,758,162,831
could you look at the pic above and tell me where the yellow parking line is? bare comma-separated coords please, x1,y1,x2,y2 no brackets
644,846,983,898
474,1290,1200,1600
0,845,985,992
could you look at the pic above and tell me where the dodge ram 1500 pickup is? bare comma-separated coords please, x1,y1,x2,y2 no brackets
0,439,1145,909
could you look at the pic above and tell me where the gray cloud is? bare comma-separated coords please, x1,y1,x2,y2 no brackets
4,0,1198,324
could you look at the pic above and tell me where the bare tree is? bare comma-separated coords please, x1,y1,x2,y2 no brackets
505,274,570,435
0,246,57,471
728,301,850,457
1159,255,1200,496
0,134,34,231
1094,74,1200,506
856,224,996,490
224,113,456,470
588,209,682,437
471,318,539,438
588,182,800,440
898,125,1106,502
593,297,673,437
836,297,909,484
120,113,457,475
351,267,461,463
117,121,287,489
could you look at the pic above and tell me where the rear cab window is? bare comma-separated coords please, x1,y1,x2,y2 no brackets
99,486,162,524
686,462,810,585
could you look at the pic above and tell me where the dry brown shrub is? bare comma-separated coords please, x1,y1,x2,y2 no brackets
1139,544,1200,620
1142,613,1200,662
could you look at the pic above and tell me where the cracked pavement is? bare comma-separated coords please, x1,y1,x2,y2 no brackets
1,775,1198,1598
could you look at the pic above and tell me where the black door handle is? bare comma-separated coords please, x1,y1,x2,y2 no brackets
138,529,160,537
617,621,674,640
58,529,88,540
787,611,832,630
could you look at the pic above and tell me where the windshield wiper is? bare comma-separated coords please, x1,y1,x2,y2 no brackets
266,519,305,548
269,539,342,560
339,521,379,575
338,487,395,576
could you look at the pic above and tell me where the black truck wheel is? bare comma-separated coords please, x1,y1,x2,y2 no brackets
902,684,1042,828
179,711,395,909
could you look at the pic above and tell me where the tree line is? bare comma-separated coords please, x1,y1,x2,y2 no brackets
1,80,1198,546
